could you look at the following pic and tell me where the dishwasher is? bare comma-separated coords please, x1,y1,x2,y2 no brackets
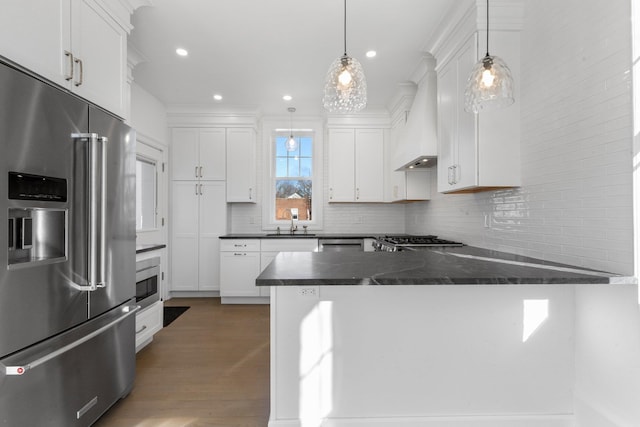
318,238,364,252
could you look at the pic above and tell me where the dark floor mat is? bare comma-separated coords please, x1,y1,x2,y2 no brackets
163,306,190,327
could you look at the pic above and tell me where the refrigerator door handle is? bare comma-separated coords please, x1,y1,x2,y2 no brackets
1,305,140,376
97,136,108,289
71,133,108,290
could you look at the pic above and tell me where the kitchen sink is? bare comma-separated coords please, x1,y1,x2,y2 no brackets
265,233,316,237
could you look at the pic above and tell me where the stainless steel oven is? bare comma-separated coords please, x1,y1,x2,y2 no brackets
135,256,160,310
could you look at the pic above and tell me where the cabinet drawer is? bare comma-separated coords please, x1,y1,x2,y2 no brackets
135,302,162,352
261,239,318,252
220,239,260,252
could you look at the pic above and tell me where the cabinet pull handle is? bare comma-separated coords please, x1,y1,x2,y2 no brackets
453,165,458,184
233,253,247,256
74,58,83,87
234,244,246,247
329,188,333,200
199,166,203,178
64,51,74,81
356,188,360,200
195,184,198,195
194,166,198,178
249,188,253,200
199,184,203,195
136,325,148,334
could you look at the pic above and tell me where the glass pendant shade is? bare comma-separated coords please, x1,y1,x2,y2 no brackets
464,54,514,113
323,54,367,113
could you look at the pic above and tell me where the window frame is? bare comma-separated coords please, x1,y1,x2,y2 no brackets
262,117,324,230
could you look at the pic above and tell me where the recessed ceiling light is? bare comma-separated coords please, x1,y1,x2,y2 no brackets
176,48,188,57
366,50,377,58
283,95,293,101
213,94,223,101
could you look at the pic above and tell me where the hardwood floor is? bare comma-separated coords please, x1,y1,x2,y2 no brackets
94,298,270,427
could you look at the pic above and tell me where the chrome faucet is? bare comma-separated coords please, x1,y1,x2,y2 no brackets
289,208,298,234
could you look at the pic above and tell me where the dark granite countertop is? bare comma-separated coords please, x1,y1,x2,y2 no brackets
256,245,634,286
220,233,378,239
136,243,166,254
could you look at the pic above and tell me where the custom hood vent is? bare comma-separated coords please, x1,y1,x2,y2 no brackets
394,55,438,171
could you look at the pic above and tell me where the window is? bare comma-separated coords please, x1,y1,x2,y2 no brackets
274,133,313,221
136,155,158,231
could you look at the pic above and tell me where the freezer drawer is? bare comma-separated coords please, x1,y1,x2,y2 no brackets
0,302,138,427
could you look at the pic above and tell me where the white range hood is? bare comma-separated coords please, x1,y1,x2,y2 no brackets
394,55,438,171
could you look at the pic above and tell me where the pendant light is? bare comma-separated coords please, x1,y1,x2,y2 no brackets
322,0,367,113
285,107,297,152
464,0,514,113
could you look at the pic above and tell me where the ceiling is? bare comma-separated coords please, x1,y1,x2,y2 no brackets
128,0,453,117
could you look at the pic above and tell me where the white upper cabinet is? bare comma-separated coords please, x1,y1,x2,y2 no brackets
226,128,257,203
0,0,131,117
0,0,71,88
432,1,523,193
171,128,226,181
328,128,384,203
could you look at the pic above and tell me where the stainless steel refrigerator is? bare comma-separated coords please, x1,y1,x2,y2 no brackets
0,59,137,426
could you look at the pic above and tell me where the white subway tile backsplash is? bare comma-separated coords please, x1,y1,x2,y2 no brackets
407,0,633,275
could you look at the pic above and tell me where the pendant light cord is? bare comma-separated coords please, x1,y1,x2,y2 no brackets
343,0,347,55
485,0,490,56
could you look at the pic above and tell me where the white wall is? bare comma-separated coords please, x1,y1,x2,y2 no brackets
407,0,634,276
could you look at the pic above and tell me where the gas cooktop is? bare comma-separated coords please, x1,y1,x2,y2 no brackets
373,235,464,252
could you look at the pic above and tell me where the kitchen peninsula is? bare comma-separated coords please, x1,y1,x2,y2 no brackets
258,248,634,427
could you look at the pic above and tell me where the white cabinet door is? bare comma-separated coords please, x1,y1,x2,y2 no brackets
170,181,226,291
354,129,384,202
171,129,200,181
454,36,478,190
0,0,71,88
71,0,127,117
437,57,457,193
198,181,226,291
171,128,226,181
170,181,199,290
436,32,520,193
220,251,261,297
199,129,226,181
328,129,356,202
226,128,256,202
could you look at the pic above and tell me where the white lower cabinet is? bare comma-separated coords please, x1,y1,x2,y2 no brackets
219,239,262,302
135,301,163,353
220,238,318,303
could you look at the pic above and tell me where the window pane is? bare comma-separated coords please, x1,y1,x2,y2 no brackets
275,157,288,177
275,136,287,156
136,157,156,230
287,157,300,177
275,180,312,220
300,158,312,177
299,137,312,157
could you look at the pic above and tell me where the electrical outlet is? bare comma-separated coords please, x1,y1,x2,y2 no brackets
298,287,318,297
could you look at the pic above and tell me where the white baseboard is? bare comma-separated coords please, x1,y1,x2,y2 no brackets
268,414,574,427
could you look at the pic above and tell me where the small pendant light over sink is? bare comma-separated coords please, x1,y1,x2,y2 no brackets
322,0,367,113
464,0,515,113
286,107,297,152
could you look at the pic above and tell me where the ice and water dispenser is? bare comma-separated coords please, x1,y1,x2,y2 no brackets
7,172,67,267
